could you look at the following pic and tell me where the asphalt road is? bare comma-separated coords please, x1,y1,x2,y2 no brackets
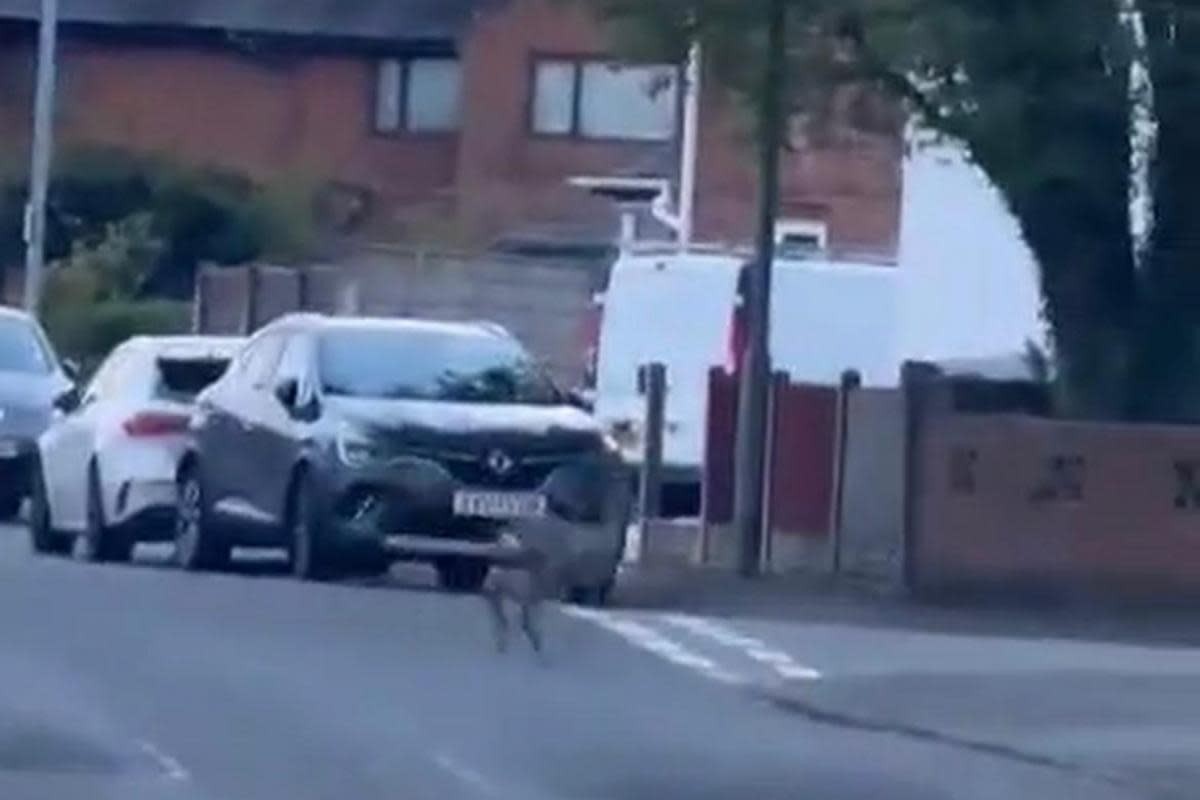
0,522,1191,800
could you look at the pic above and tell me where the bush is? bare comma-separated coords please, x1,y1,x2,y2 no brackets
59,212,164,299
42,299,190,374
39,213,187,370
0,146,321,298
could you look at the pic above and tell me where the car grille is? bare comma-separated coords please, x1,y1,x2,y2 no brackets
440,455,566,490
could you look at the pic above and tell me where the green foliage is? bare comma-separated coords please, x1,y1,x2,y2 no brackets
37,211,186,369
58,212,164,300
0,146,320,297
577,0,1200,420
41,298,190,374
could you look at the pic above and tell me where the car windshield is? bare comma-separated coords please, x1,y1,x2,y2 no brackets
318,327,561,405
0,316,51,375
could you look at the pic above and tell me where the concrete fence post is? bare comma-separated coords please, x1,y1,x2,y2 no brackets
242,265,261,335
637,362,667,561
191,263,211,334
829,369,862,575
761,371,788,572
297,266,311,312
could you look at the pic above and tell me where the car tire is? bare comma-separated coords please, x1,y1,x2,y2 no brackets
175,465,230,572
343,550,391,580
79,465,132,564
29,461,69,556
0,489,21,522
435,557,490,593
288,472,336,582
567,579,615,608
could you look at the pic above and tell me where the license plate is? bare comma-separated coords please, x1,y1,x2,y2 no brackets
453,491,547,520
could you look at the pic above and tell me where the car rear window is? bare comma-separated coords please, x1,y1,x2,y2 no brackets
0,316,51,374
155,357,231,402
318,327,561,405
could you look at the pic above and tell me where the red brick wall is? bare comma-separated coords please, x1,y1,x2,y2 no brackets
50,39,458,215
0,1,902,256
695,87,902,258
914,413,1200,599
0,36,33,168
462,0,902,256
455,0,670,242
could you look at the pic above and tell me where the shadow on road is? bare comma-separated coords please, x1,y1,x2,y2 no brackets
124,543,448,596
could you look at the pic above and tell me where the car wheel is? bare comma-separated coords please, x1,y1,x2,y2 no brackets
29,462,69,556
435,557,490,593
175,465,229,571
79,465,132,563
288,473,335,581
567,578,615,607
0,489,21,522
343,550,391,580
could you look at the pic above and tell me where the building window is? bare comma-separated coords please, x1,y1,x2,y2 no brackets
374,58,462,134
531,59,677,142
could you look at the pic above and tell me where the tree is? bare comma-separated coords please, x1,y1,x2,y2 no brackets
579,0,1200,421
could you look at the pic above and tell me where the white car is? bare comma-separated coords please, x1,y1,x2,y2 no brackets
29,336,242,560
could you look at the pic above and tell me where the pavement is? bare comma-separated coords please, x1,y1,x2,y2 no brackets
0,521,1196,800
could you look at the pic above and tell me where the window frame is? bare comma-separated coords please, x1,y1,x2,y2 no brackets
274,333,316,406
372,56,463,138
527,54,680,144
238,333,287,392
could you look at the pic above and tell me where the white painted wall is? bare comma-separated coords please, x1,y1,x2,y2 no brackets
897,134,1047,363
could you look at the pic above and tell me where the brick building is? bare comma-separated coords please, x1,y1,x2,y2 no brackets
0,0,902,258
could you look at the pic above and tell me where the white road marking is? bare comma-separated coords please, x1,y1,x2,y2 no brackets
433,751,499,797
137,739,190,782
661,614,824,682
562,606,744,685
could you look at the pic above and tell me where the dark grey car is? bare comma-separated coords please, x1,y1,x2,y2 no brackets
176,314,631,602
0,307,76,520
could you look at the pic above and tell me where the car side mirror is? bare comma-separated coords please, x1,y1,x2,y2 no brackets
54,386,81,414
274,377,299,409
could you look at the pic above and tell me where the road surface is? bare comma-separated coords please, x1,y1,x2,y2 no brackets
0,521,1193,800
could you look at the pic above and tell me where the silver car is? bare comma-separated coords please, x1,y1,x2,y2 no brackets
0,307,77,521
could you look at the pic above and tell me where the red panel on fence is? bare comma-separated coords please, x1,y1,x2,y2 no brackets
770,382,838,536
701,368,838,537
703,368,740,526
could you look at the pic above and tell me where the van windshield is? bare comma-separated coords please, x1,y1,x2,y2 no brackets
318,327,561,405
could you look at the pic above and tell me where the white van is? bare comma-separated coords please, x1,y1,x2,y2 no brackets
589,247,900,515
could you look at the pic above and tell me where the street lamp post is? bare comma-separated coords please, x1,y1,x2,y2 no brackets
23,0,59,314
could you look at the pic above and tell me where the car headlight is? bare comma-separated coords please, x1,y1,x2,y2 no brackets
336,424,387,468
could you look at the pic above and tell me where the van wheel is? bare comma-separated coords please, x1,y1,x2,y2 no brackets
175,465,229,571
29,463,69,556
79,466,132,563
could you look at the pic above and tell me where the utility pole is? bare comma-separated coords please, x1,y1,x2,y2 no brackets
733,0,787,578
23,0,59,314
677,40,702,247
